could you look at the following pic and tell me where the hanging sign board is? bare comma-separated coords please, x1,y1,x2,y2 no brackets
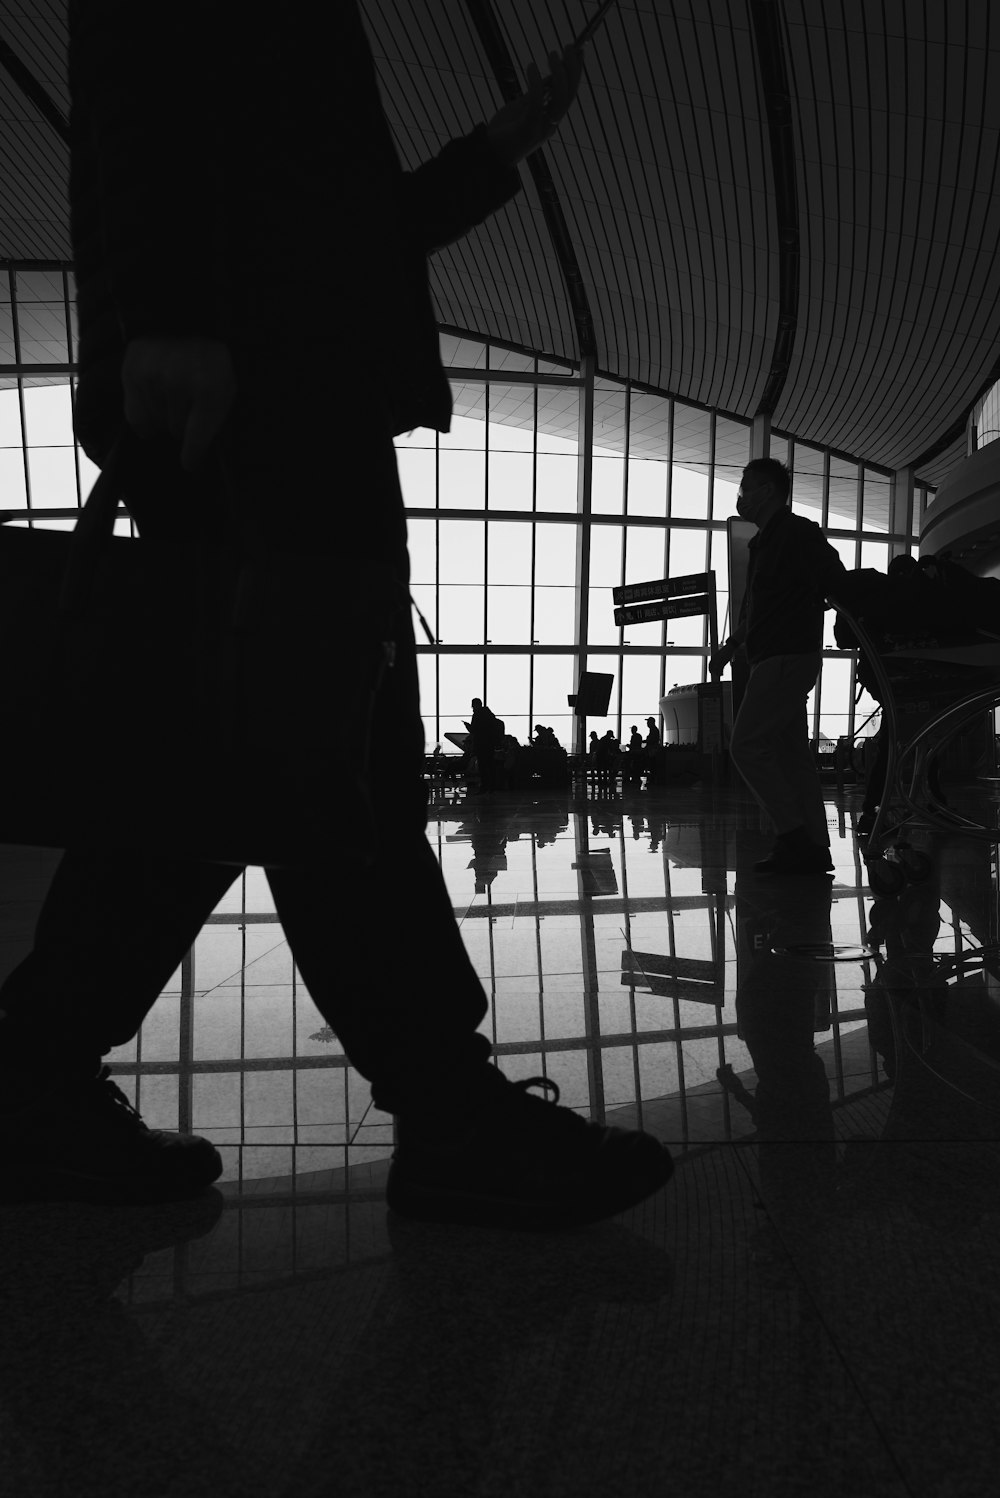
613,572,711,607
614,594,711,626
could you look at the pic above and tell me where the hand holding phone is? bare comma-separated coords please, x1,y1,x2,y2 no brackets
485,2,618,167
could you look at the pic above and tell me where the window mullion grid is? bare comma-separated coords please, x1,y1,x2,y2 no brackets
435,431,441,747
11,272,32,521
618,382,631,739
660,397,674,710
704,410,717,672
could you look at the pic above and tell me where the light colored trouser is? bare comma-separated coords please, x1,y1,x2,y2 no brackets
728,652,829,847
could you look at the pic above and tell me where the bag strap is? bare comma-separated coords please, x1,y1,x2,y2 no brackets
58,429,130,615
58,427,262,625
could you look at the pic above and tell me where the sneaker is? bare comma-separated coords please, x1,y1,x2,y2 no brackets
0,1065,223,1205
385,1071,674,1231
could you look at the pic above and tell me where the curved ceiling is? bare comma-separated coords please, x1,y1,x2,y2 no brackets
2,0,999,491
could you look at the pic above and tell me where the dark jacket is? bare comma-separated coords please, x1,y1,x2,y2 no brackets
67,1,522,463
739,508,849,663
469,705,503,747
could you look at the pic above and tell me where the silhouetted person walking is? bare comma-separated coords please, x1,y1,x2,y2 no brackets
0,2,673,1230
710,459,848,874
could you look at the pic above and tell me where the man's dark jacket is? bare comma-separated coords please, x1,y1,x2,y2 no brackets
738,508,848,663
68,1,522,465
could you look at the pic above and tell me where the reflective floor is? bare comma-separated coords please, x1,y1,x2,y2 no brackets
2,774,999,1497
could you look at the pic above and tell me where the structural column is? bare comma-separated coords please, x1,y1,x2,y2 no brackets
573,353,596,756
749,411,771,462
890,466,915,558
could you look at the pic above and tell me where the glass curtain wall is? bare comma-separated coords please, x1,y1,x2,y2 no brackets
0,264,940,1198
399,328,922,761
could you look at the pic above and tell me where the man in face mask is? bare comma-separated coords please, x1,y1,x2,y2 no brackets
709,459,849,874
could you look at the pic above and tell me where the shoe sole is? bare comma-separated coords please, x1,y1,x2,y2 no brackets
385,1150,675,1232
0,1154,223,1207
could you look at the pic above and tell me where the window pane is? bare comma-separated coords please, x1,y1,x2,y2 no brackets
22,382,73,446
487,520,532,583
670,466,709,519
628,390,671,460
670,405,711,518
0,445,27,507
530,655,578,746
828,457,859,528
624,524,667,584
394,425,437,450
535,451,578,511
860,540,888,572
444,392,486,444
438,446,485,509
488,346,535,374
626,455,668,517
593,383,626,448
438,585,484,644
0,385,24,448
709,529,730,638
440,332,489,368
591,452,625,515
13,270,70,364
588,524,622,587
406,515,436,583
534,519,577,585
712,415,750,498
533,585,576,644
666,527,709,578
790,440,826,518
439,519,484,583
27,444,76,507
438,656,487,740
410,584,437,641
396,445,436,508
535,399,579,453
621,656,663,728
830,537,857,571
666,614,708,649
588,587,620,645
416,655,438,735
863,467,890,532
818,657,854,744
486,585,532,644
0,301,14,364
488,448,533,510
484,655,530,743
486,383,540,447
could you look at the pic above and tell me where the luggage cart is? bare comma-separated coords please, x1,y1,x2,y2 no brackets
827,594,1000,897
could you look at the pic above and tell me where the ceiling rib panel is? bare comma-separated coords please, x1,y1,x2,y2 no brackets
1,0,999,493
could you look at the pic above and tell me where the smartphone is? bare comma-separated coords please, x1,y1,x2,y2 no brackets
539,0,617,118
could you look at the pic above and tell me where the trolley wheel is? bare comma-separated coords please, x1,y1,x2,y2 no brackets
899,849,933,884
867,858,906,898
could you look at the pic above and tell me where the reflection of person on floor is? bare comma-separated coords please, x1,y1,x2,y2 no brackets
727,866,838,1216
710,459,848,875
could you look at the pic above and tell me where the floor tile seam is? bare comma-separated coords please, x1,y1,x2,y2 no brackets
724,1140,922,1498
